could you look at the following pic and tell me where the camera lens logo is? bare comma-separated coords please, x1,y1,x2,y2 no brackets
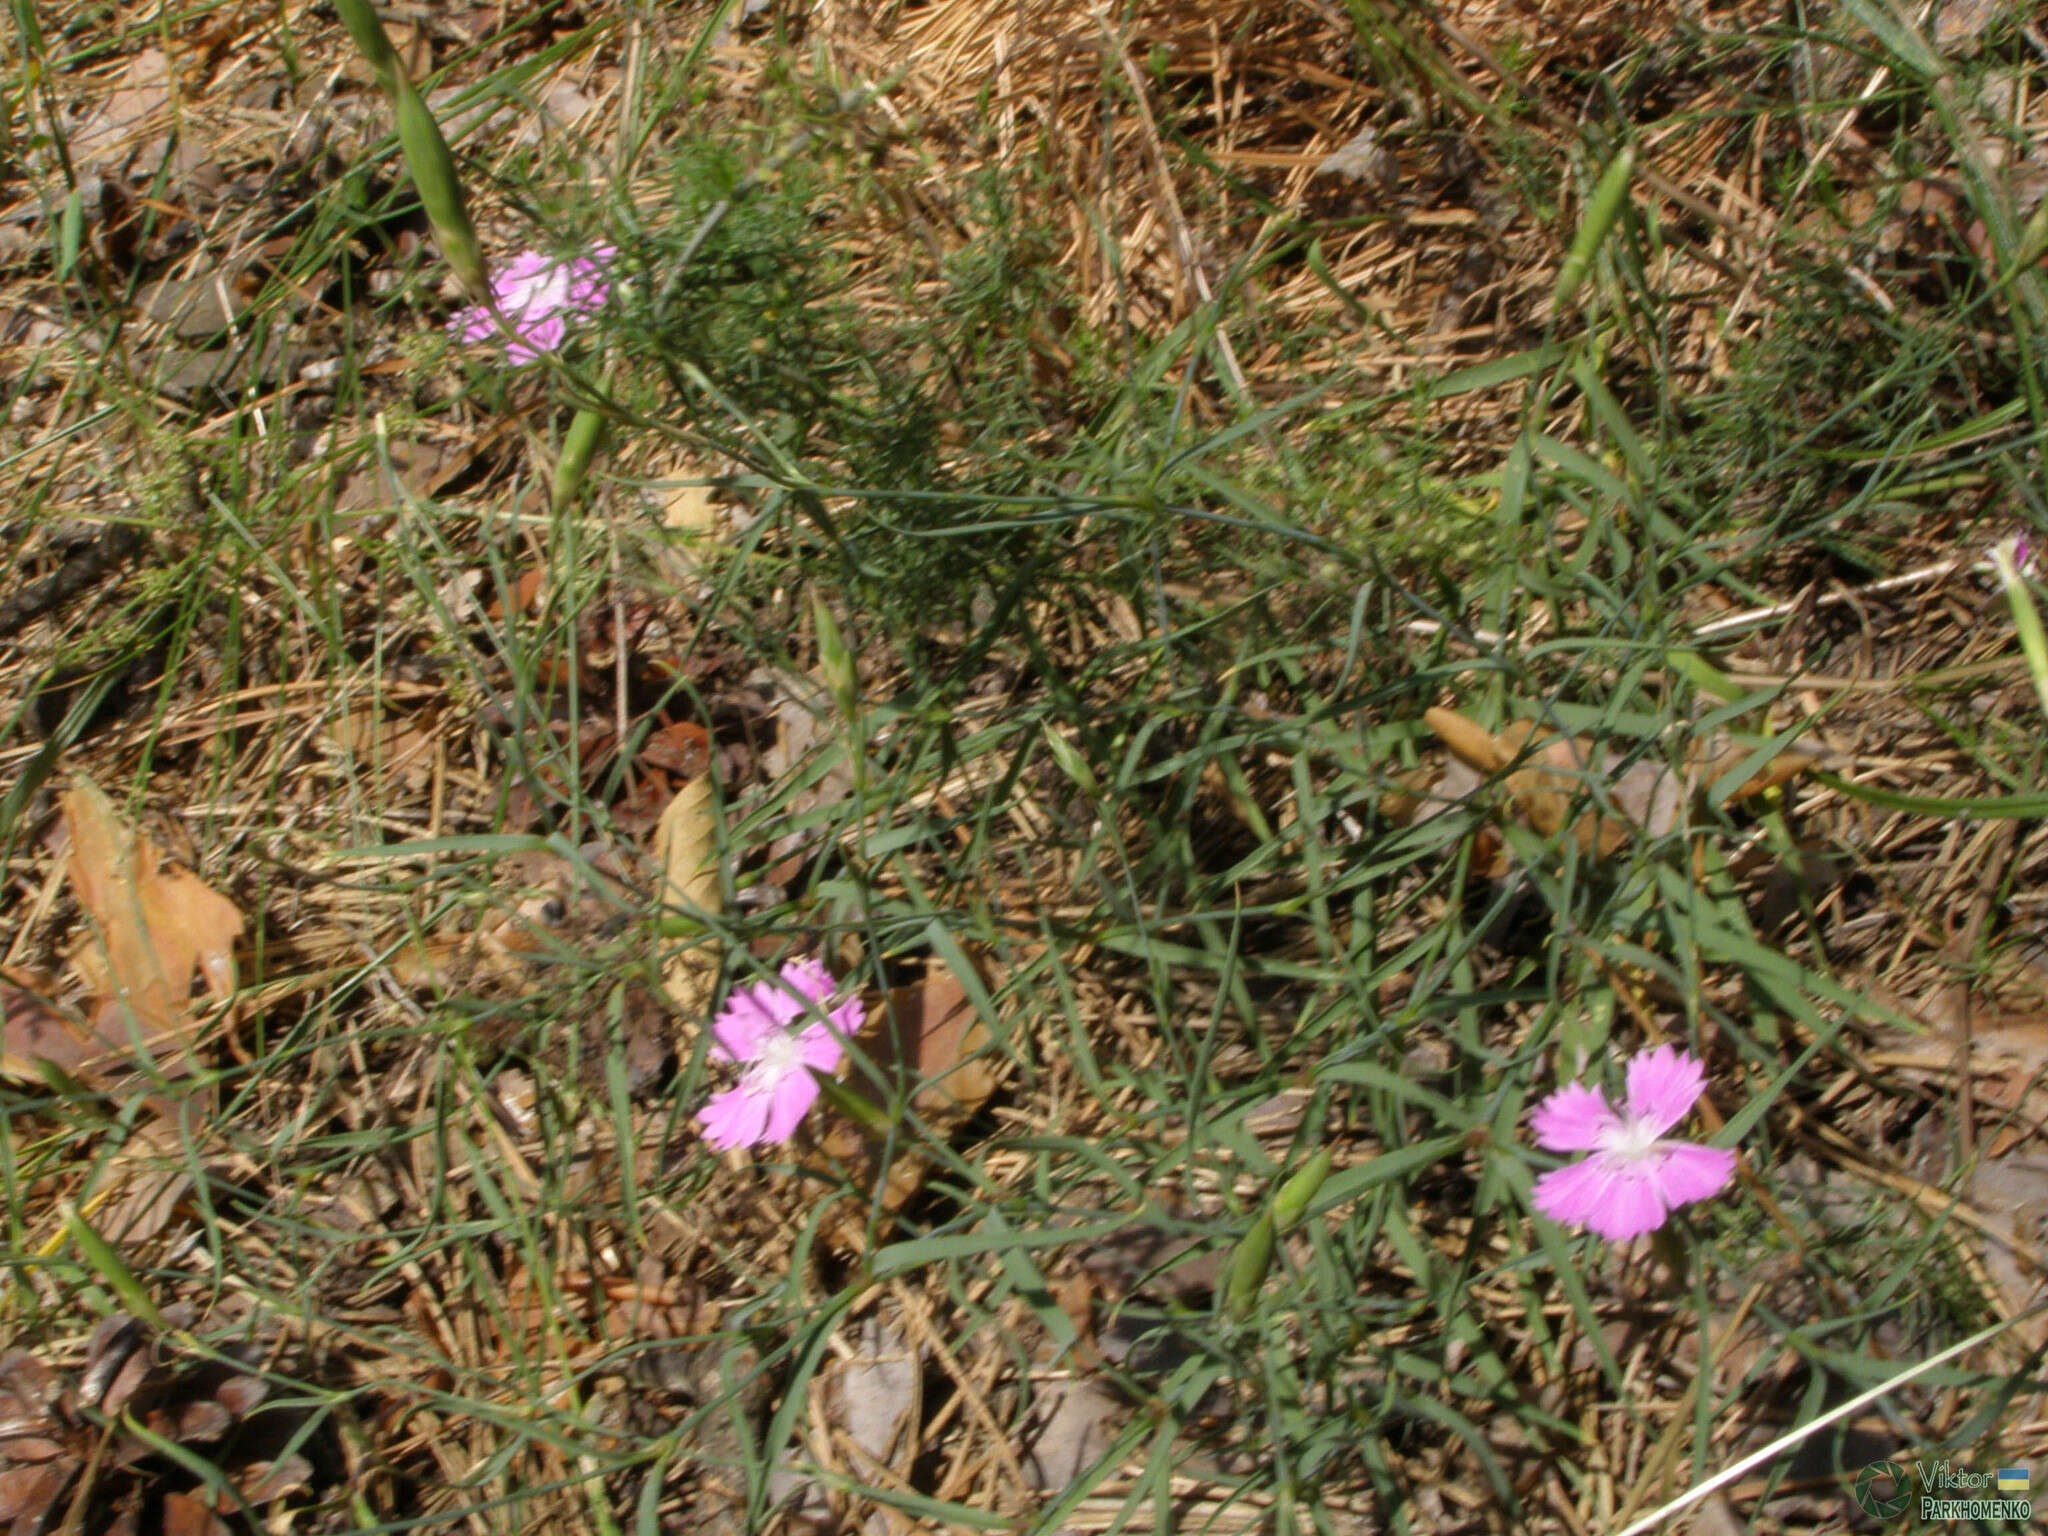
1854,1461,1911,1519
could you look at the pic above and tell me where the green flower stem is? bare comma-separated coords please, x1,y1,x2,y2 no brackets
330,0,487,296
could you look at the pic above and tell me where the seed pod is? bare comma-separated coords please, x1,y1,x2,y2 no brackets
1554,143,1636,313
1224,1147,1334,1319
1272,1146,1334,1233
551,407,609,515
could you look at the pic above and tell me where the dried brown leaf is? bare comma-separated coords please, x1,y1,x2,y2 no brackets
654,776,723,1017
827,1318,921,1482
0,1463,71,1522
1934,0,2007,53
639,720,712,780
0,1435,71,1466
0,974,106,1086
160,1489,230,1536
1965,1154,2048,1353
62,778,241,1052
1501,730,1634,856
813,953,1006,1248
325,704,440,792
333,437,470,514
1423,706,1508,774
239,1454,313,1504
902,957,1003,1123
760,673,858,888
1690,739,1819,802
1418,709,1816,861
80,1318,148,1414
71,50,173,171
1021,1376,1123,1492
208,1375,267,1418
0,1352,63,1425
1317,125,1397,191
157,1399,231,1445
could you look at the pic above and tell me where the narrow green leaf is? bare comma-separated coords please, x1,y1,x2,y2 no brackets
1992,543,2048,718
62,1202,172,1333
1812,772,2048,819
1664,649,1748,704
812,595,858,716
1418,343,1568,402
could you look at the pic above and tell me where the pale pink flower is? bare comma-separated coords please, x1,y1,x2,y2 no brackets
697,959,859,1151
447,245,615,363
1530,1045,1736,1242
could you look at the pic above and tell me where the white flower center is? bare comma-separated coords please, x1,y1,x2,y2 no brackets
745,1028,806,1089
1602,1115,1664,1161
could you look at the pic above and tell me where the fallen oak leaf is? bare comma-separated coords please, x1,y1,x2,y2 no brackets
62,777,241,1053
42,780,239,1244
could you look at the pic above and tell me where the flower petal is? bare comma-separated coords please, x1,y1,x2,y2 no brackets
757,1069,821,1144
1646,1141,1736,1209
1532,1156,1617,1229
1584,1162,1672,1241
1535,1154,1673,1241
698,1085,772,1150
780,958,837,1010
493,251,553,294
795,1021,846,1075
1530,1082,1623,1152
503,316,565,363
450,247,613,363
1623,1045,1707,1138
447,304,495,342
711,986,783,1063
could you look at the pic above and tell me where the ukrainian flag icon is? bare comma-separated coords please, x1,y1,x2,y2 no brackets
1997,1468,2028,1494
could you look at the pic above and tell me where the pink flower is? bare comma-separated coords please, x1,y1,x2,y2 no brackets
697,959,860,1151
447,245,615,363
1529,1045,1736,1242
